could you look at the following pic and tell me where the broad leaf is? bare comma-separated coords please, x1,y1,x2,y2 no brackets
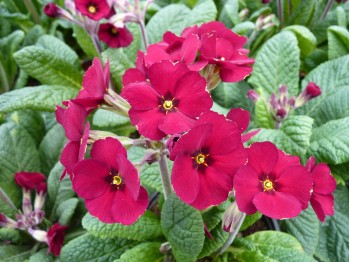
29,249,53,262
249,31,300,96
55,198,79,225
0,245,31,261
161,194,205,262
72,24,99,58
115,242,163,262
327,26,349,60
283,25,317,57
188,0,217,26
82,211,163,241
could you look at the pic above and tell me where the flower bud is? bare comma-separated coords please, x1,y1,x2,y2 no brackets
44,3,61,18
222,201,245,233
200,64,221,91
247,89,259,103
104,89,131,117
238,8,249,20
294,82,322,108
0,214,17,229
28,228,48,243
276,108,287,121
143,149,161,165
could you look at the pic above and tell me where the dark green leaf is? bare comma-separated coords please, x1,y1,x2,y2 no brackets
115,242,163,262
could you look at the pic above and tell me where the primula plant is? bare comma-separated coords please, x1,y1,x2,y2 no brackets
0,0,348,261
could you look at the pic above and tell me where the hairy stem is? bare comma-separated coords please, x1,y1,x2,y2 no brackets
321,0,334,19
139,20,149,49
158,154,172,200
277,0,283,29
0,186,17,211
218,213,246,255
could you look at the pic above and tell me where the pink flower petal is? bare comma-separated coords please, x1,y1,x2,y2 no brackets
72,159,109,200
180,34,201,63
305,156,316,171
60,141,80,177
85,190,115,223
216,38,234,60
233,165,260,214
122,68,146,86
253,191,302,219
172,155,200,204
312,163,336,194
169,123,212,160
63,102,87,141
272,150,301,177
247,142,278,176
122,82,160,110
78,122,90,161
144,44,171,68
159,110,196,135
241,129,260,143
115,155,140,200
227,108,250,133
83,58,106,98
219,64,253,82
311,193,334,222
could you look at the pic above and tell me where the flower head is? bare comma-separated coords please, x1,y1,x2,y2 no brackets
170,111,247,210
72,138,148,224
44,3,61,17
233,142,313,219
14,172,46,191
295,82,322,108
122,60,212,140
75,0,111,20
98,23,133,48
47,223,68,256
306,156,336,222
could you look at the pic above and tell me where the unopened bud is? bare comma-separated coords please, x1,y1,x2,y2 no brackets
295,82,322,108
34,185,47,211
0,214,17,229
44,3,61,18
166,133,182,152
276,108,287,121
238,8,249,20
104,89,131,117
28,228,48,243
200,65,221,91
247,89,259,103
22,189,33,216
222,201,245,233
160,242,171,253
143,149,161,165
89,130,134,148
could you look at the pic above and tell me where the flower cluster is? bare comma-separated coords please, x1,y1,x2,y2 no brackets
55,21,335,231
0,172,67,256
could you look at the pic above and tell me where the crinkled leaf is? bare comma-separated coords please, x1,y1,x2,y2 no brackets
82,211,162,241
287,0,316,27
188,0,217,26
72,24,99,58
218,0,239,27
202,204,227,231
251,115,313,156
249,31,300,96
0,228,21,244
240,212,262,232
14,46,82,88
115,242,163,262
199,223,229,258
327,26,349,60
254,91,274,129
60,233,135,262
56,198,79,225
29,249,53,262
0,85,78,113
0,245,31,261
161,194,205,262
283,25,317,57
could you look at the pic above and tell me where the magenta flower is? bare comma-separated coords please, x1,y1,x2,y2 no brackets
56,101,90,179
44,3,61,18
75,0,111,20
98,23,133,48
233,142,313,219
121,60,213,140
47,223,68,256
304,82,322,99
15,172,46,191
169,111,247,210
226,108,260,143
72,138,148,225
306,157,336,222
74,58,110,110
198,21,254,82
122,51,147,86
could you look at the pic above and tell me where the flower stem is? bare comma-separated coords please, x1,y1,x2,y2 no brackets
321,0,334,20
217,213,246,255
24,0,40,24
0,186,17,211
277,0,283,29
139,20,149,49
158,154,172,200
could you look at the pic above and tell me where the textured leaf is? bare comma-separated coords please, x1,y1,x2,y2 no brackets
0,245,31,261
287,0,316,27
39,123,66,175
47,162,75,218
147,4,191,44
249,31,300,96
29,249,53,262
14,46,82,88
188,0,217,26
0,122,40,207
198,223,229,258
56,198,79,225
251,115,313,156
254,92,274,129
327,26,349,60
283,25,317,57
73,24,99,58
218,0,239,27
60,233,135,262
161,194,205,262
297,55,349,126
211,81,254,110
0,85,78,113
202,204,227,231
284,206,320,254
82,211,162,241
307,117,348,164
115,242,163,262
0,228,21,244
240,212,262,232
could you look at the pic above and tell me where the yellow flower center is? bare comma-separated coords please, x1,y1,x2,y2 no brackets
88,5,96,14
163,100,173,110
111,27,118,34
112,175,122,186
263,179,274,191
193,153,209,166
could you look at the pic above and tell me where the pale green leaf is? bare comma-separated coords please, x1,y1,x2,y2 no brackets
115,242,163,262
283,25,317,57
327,26,349,60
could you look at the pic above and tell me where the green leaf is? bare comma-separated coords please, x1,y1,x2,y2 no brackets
284,206,320,254
0,228,21,244
0,245,31,261
0,85,78,113
47,162,75,218
254,91,274,129
283,25,317,57
115,242,164,262
14,46,82,88
29,249,53,262
36,35,80,68
287,0,316,27
329,162,349,184
327,26,349,60
72,24,99,58
0,122,40,206
232,21,256,36
240,212,262,232
218,0,239,27
56,198,79,225
147,4,191,44
188,0,217,25
161,194,205,262
199,223,229,258
297,55,349,126
10,110,45,148
248,31,300,96
39,123,66,175
82,211,163,241
251,115,313,156
211,81,254,110
22,25,45,47
202,204,227,231
307,117,348,164
60,233,136,262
